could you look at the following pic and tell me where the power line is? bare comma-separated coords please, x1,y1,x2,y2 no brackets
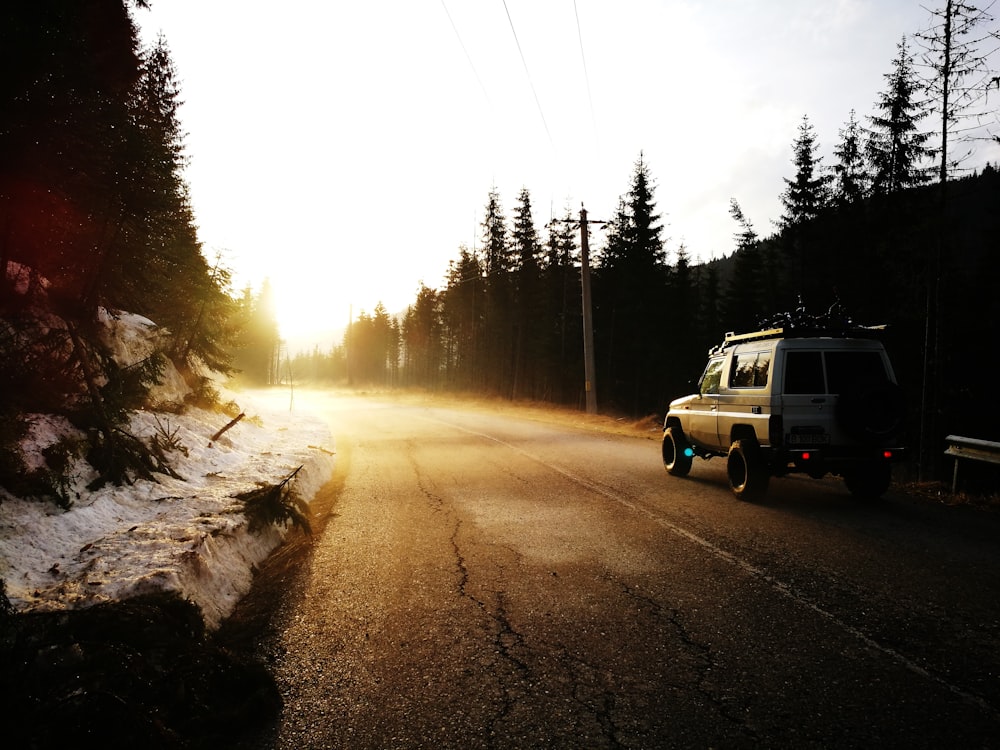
501,0,555,151
574,0,599,146
440,0,493,108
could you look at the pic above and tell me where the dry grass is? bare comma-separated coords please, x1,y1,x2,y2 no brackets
898,480,1000,512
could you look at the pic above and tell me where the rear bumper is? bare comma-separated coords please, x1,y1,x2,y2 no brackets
769,445,906,475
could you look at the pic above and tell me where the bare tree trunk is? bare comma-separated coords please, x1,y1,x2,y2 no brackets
65,319,113,438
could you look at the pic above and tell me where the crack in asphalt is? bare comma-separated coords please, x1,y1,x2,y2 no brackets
407,441,539,746
448,517,534,744
613,576,759,741
547,642,625,749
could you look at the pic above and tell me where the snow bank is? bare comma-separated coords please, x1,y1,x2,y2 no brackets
0,293,336,630
0,396,334,630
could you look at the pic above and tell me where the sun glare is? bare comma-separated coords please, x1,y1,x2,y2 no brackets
273,282,345,349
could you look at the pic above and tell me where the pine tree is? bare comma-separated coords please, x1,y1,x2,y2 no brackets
402,284,442,387
724,199,768,333
345,304,397,386
832,109,869,205
780,115,830,227
777,116,831,299
596,196,629,269
175,253,237,377
594,153,669,414
482,188,512,277
233,281,280,386
542,211,581,404
730,198,759,249
512,188,543,276
866,36,933,196
699,263,722,348
441,245,483,389
130,36,237,377
480,188,515,395
511,187,545,399
668,244,704,393
624,153,667,269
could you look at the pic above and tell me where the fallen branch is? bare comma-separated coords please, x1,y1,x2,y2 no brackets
236,465,310,534
209,412,245,445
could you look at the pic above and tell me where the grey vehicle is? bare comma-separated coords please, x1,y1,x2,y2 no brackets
663,324,906,499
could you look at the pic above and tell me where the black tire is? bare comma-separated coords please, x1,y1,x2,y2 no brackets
844,462,892,499
662,426,693,477
727,439,769,499
837,380,905,442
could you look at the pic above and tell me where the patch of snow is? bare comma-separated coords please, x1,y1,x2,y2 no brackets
0,392,334,631
18,413,82,472
0,296,336,631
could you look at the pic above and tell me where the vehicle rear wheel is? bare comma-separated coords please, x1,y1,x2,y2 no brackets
844,462,892,499
662,426,693,477
727,439,769,499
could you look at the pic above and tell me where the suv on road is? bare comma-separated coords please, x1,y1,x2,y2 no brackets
662,316,906,499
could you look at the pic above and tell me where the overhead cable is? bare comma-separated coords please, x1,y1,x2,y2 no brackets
574,0,599,146
440,0,493,108
501,0,556,151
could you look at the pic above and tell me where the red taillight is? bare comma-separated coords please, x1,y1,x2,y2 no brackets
802,452,811,461
883,450,893,459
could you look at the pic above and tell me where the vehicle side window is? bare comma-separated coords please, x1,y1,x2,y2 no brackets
755,352,771,386
825,351,887,393
730,353,754,388
730,352,770,388
784,351,825,394
699,358,725,394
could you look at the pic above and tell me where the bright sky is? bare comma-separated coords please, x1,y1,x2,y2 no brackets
135,1,999,351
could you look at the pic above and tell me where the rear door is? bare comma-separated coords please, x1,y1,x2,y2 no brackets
780,348,833,447
778,342,892,445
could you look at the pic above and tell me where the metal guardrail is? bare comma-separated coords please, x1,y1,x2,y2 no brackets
944,435,1000,493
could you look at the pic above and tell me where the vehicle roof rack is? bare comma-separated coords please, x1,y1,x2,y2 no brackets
722,327,785,345
709,302,887,354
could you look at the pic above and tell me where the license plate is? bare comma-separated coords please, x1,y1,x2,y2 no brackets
787,432,830,445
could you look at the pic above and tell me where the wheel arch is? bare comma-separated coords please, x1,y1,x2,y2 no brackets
729,423,758,445
664,415,684,432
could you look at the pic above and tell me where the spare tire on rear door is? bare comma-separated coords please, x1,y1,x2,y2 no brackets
836,379,904,442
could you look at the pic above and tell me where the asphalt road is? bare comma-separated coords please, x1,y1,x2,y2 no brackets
245,391,1000,749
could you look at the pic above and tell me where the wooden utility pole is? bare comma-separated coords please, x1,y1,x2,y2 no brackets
550,204,605,414
579,205,598,415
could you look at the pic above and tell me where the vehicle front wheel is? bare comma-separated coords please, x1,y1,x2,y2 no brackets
844,462,892,499
662,426,693,477
727,439,769,500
